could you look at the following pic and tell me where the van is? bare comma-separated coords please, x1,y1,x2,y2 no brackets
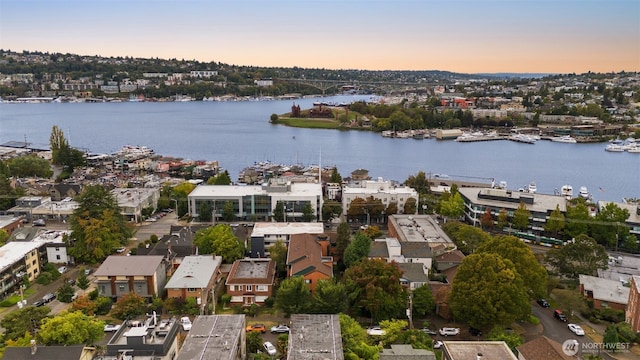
554,309,567,322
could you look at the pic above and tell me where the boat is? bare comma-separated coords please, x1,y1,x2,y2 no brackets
508,133,536,144
528,181,537,193
561,185,573,199
579,186,590,200
605,144,625,152
551,135,577,143
627,145,640,153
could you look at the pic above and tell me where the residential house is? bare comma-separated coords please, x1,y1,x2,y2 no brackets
442,341,517,360
102,315,180,360
49,183,81,201
286,234,333,292
517,336,577,359
0,215,23,237
625,276,640,331
3,342,95,360
165,255,222,313
111,187,160,222
379,344,436,360
433,249,465,283
177,315,246,360
397,263,430,291
579,274,629,310
287,314,344,360
94,255,167,300
368,238,434,272
225,258,275,306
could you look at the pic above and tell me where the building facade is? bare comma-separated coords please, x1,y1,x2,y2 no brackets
225,258,275,306
94,256,167,300
342,178,419,220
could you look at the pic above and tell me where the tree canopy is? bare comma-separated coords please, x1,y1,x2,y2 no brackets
193,224,244,263
275,276,313,316
1,306,51,341
545,234,609,278
312,279,348,314
68,185,132,263
343,232,371,268
450,253,530,328
38,311,104,345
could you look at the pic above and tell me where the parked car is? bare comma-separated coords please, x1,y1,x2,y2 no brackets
439,327,460,336
422,328,437,335
32,219,46,226
469,327,483,337
263,341,277,356
537,298,550,308
67,278,76,286
433,340,444,349
568,323,585,336
554,309,568,322
246,323,266,333
270,324,290,334
116,247,126,253
33,300,45,307
366,326,386,336
42,292,56,303
104,324,121,332
180,317,192,331
83,268,93,275
58,266,67,274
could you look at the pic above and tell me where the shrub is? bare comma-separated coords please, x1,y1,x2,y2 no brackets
528,315,540,325
36,273,52,285
0,299,15,307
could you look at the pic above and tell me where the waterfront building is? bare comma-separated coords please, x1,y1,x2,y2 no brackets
177,315,246,360
457,187,567,233
342,177,418,220
187,179,323,222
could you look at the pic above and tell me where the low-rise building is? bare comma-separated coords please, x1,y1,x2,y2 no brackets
579,274,629,310
380,344,436,360
94,255,167,301
517,336,577,360
387,215,456,250
286,234,333,292
287,314,343,360
111,187,160,222
249,222,325,258
225,258,275,306
177,315,246,360
165,255,222,313
626,276,640,332
102,315,180,360
342,178,418,220
442,341,517,360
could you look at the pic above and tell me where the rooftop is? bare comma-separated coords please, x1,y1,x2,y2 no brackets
94,255,164,277
389,215,455,247
443,341,517,360
251,222,324,237
288,314,344,360
177,315,245,360
165,255,222,290
226,258,275,285
579,274,630,305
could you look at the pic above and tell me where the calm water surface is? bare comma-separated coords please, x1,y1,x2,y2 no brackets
1,95,638,203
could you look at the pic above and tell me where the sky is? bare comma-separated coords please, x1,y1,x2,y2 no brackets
1,0,639,74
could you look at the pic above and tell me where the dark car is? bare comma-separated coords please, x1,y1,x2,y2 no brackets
469,327,483,337
537,299,550,308
554,309,568,322
42,292,56,303
33,300,45,307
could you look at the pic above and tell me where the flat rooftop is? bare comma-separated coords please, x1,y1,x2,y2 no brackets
251,222,324,237
389,215,454,246
177,315,245,360
443,341,517,360
288,314,343,360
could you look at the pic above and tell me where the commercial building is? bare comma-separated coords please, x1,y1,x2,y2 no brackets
342,178,418,220
249,222,325,258
187,179,323,222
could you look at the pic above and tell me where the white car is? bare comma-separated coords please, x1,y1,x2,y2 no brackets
263,341,277,356
433,340,444,349
439,327,460,336
366,326,386,336
181,317,192,331
568,323,585,336
104,324,121,332
58,266,67,274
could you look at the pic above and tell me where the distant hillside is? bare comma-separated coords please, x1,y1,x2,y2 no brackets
475,73,555,79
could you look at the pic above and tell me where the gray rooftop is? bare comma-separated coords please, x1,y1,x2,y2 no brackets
443,341,517,360
579,274,630,305
389,215,454,246
380,344,436,359
165,255,222,290
177,315,245,360
288,314,343,360
94,255,164,276
458,187,567,214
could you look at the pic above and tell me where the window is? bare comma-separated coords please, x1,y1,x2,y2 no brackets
55,247,59,251
246,285,252,291
305,279,312,284
32,260,36,265
56,255,60,260
234,285,243,291
118,285,125,291
187,288,197,292
256,285,268,292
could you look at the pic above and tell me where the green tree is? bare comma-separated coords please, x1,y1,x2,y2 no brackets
411,284,435,317
38,311,104,345
603,325,620,351
1,306,51,340
301,202,315,222
0,229,8,246
335,222,351,267
344,258,408,321
273,201,285,222
497,208,509,230
198,201,213,222
477,235,548,299
221,200,236,222
343,233,371,268
545,234,609,278
322,201,342,222
403,198,417,215
347,197,366,220
193,224,244,263
111,292,146,320
57,281,76,303
386,201,398,216
592,202,630,248
209,170,232,185
544,205,565,236
439,191,464,219
487,326,524,354
6,155,53,178
450,253,530,328
512,202,531,231
404,171,429,194
269,240,288,278
275,276,313,316
312,279,348,314
442,221,491,255
68,185,132,263
339,314,381,360
329,166,342,184
565,201,590,238
49,125,69,165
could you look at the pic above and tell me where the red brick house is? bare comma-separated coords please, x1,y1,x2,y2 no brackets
286,234,333,293
579,274,629,311
225,258,275,306
626,276,640,332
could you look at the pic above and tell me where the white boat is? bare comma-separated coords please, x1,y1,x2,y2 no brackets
579,186,590,200
627,145,640,153
522,181,537,193
508,133,536,144
551,135,577,143
605,144,625,152
561,185,573,199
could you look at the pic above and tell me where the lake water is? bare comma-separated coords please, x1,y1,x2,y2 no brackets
0,95,638,203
